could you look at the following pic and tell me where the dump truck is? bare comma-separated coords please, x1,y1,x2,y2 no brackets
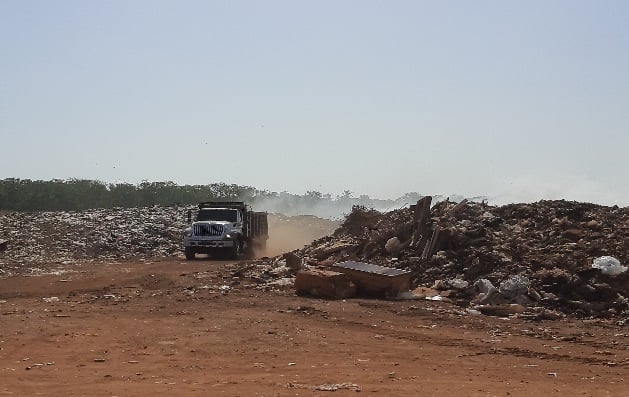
183,202,268,260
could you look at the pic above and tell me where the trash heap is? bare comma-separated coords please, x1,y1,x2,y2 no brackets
0,207,191,269
2,199,629,319
291,198,629,320
0,206,338,275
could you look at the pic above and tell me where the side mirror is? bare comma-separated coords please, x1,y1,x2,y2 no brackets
187,209,192,223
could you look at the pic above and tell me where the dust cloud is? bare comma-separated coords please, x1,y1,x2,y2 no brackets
265,214,339,257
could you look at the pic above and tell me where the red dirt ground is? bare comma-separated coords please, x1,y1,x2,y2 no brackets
0,258,627,396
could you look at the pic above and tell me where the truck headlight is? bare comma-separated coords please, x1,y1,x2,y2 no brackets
184,228,192,237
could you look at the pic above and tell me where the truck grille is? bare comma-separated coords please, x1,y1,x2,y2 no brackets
193,224,224,237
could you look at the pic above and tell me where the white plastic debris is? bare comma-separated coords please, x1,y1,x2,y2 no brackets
592,256,627,276
499,275,530,299
448,278,469,289
267,277,294,287
475,278,500,304
315,383,362,392
474,278,497,294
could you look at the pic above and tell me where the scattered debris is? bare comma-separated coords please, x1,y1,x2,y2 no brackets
592,256,627,276
288,382,362,392
283,252,302,272
287,199,629,319
315,383,362,392
2,199,629,320
498,275,530,299
25,362,55,370
476,304,527,317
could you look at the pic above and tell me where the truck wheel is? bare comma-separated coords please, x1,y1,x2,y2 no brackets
231,241,241,260
243,242,254,260
184,247,195,260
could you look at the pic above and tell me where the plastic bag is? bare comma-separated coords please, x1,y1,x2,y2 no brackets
592,256,627,276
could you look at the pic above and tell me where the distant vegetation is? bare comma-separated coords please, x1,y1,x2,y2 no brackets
0,178,261,211
0,178,469,218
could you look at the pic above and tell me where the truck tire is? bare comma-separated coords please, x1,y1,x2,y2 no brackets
184,247,195,260
230,241,241,260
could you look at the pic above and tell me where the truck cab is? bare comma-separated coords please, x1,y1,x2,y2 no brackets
183,201,268,260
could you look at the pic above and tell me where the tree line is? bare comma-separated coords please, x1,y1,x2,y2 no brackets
0,179,263,211
0,178,425,216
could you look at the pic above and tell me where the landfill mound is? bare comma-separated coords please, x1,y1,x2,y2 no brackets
2,200,628,320
0,206,338,276
292,198,629,320
0,207,187,271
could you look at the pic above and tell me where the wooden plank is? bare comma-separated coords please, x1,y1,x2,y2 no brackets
421,225,441,259
411,196,432,249
448,199,468,217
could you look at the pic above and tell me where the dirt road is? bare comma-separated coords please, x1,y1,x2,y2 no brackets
0,258,627,396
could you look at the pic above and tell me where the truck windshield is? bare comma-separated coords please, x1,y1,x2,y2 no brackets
196,209,238,222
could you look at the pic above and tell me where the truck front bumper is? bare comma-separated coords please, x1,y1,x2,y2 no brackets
185,239,234,248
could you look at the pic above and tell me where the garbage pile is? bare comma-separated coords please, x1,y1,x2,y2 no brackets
0,207,191,270
0,206,338,276
2,199,629,320
290,198,629,320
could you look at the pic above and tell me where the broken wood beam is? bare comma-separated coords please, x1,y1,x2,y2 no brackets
448,199,468,217
421,225,441,259
411,196,432,248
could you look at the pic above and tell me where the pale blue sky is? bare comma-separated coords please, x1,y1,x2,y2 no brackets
1,1,628,205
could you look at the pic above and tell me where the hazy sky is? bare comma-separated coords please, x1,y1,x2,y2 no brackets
1,1,628,205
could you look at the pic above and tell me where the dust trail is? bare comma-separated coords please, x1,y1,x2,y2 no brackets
265,214,339,257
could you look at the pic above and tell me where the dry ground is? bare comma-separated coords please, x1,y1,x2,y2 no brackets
0,258,628,397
